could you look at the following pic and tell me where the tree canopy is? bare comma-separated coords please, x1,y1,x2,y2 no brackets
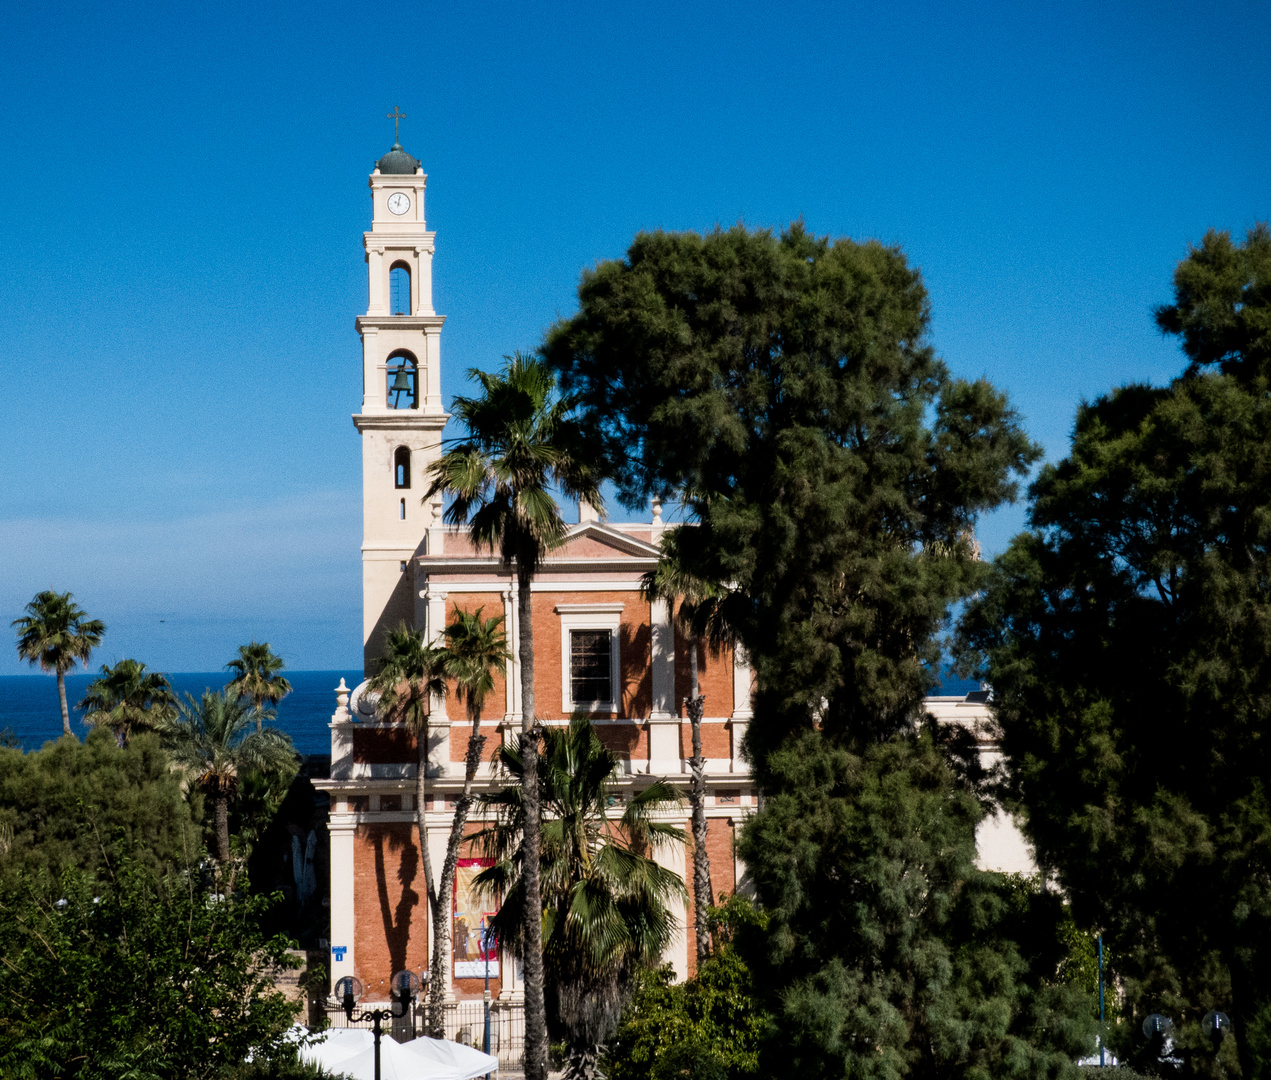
0,861,300,1079
163,691,296,863
0,728,200,886
545,223,1063,1078
738,729,1098,1080
78,658,177,746
225,641,293,731
957,224,1271,1077
543,223,1038,756
12,590,105,739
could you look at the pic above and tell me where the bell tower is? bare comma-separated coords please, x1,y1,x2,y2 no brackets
353,119,448,672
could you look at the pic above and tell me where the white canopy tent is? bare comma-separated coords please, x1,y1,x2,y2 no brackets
292,1026,497,1080
402,1035,499,1080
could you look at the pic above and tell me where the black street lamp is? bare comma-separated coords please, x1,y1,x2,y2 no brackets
332,971,424,1080
1143,1013,1175,1072
1203,1010,1232,1053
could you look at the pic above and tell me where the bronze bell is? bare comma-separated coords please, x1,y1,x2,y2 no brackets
389,367,412,394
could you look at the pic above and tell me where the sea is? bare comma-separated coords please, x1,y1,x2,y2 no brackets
0,670,360,756
0,668,983,756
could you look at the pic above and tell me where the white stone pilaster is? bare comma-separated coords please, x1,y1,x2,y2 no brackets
367,247,386,315
425,587,448,646
502,589,516,722
329,819,356,985
361,327,382,411
426,588,449,759
730,644,753,773
424,328,443,412
331,723,354,781
427,816,455,1000
652,822,689,981
507,579,522,721
650,596,675,721
731,643,754,719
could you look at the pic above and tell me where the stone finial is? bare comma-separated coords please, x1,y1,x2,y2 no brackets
332,678,351,723
651,496,663,525
579,497,600,524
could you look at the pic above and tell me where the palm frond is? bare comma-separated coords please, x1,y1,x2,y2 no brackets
472,713,686,1050
12,590,105,676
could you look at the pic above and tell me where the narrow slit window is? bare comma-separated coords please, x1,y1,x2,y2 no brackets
390,264,412,315
394,446,411,489
399,499,406,520
570,630,613,705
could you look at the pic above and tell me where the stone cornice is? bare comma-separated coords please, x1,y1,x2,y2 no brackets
418,555,659,575
356,315,446,332
351,412,448,432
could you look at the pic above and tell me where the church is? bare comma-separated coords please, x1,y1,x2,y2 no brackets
314,136,1030,1056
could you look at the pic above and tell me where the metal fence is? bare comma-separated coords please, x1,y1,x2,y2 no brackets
440,1000,524,1070
329,999,525,1071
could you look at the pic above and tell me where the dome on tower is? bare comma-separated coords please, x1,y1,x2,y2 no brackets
376,142,420,175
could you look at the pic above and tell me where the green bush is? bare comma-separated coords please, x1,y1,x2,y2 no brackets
605,895,768,1080
0,728,200,885
0,860,300,1079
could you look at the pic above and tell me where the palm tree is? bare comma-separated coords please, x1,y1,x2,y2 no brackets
367,622,449,1030
78,658,177,746
12,590,106,739
427,607,511,1031
642,525,733,964
473,715,685,1080
225,641,293,731
423,352,602,1080
162,690,296,862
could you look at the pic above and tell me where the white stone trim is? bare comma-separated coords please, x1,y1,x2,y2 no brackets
553,602,625,614
532,581,646,591
418,558,657,575
559,609,622,713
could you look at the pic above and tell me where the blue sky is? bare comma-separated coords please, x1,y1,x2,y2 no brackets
1,0,1268,675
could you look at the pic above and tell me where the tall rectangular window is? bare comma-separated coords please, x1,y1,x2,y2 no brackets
570,630,613,706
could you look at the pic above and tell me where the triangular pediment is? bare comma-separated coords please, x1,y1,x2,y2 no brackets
552,523,662,560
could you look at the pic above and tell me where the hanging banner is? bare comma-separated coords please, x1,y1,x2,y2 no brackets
453,858,499,978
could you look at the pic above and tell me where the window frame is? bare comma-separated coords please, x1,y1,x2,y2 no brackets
393,445,411,489
557,604,623,714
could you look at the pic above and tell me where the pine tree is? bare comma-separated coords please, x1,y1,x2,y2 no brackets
543,223,1056,1077
958,226,1271,1077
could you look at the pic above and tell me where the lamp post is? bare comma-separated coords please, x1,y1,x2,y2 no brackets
332,970,424,1080
480,918,494,1057
1098,935,1105,1067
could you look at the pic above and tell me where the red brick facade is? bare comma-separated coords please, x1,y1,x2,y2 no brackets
319,518,758,1000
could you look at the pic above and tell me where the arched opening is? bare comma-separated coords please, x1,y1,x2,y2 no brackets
400,498,406,520
387,352,418,410
394,446,411,489
390,263,412,315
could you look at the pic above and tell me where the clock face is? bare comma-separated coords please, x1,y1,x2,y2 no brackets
387,192,411,216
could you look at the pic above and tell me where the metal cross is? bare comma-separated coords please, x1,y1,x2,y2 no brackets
387,107,406,143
